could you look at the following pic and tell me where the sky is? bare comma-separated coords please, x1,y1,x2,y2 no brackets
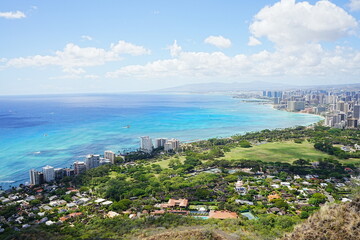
0,0,360,95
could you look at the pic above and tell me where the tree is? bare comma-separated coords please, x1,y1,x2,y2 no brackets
300,211,310,219
308,193,327,206
194,188,211,200
273,199,289,209
110,199,132,211
239,140,252,148
293,159,310,166
168,159,182,170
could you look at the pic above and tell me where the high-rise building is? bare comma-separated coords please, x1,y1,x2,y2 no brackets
353,105,360,119
314,106,326,114
64,168,75,177
29,169,44,185
274,91,283,98
336,101,345,112
99,158,111,166
54,168,65,180
155,138,167,148
140,136,153,153
85,154,100,170
104,150,115,164
347,118,358,128
42,165,55,182
74,161,86,175
164,142,172,152
287,101,305,111
164,138,180,152
338,113,346,122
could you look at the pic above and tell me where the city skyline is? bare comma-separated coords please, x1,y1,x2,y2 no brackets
1,0,360,95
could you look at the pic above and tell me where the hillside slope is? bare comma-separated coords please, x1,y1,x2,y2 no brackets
282,197,360,240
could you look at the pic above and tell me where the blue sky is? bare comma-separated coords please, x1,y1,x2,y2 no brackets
1,0,360,94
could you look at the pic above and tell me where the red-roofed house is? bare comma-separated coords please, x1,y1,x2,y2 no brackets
161,198,189,208
59,212,82,222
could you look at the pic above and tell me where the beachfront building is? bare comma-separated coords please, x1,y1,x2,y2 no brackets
104,150,115,164
140,136,153,153
154,138,167,149
64,168,75,177
287,101,305,112
54,168,65,180
74,161,86,175
42,165,55,182
85,154,100,170
164,138,180,152
99,158,111,166
29,169,44,185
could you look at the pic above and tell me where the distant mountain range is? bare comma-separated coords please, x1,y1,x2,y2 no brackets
155,81,360,93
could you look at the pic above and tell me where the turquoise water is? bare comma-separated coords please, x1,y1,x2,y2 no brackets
194,216,209,219
0,93,322,188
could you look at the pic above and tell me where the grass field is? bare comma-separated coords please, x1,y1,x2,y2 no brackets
156,156,186,168
222,141,333,163
153,141,360,168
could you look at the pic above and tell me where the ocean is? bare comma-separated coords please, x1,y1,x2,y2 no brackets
0,93,322,188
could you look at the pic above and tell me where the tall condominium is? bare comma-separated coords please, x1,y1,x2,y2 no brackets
99,158,112,166
74,161,86,175
354,105,360,119
104,150,115,164
29,169,44,185
164,138,180,152
336,101,345,112
287,101,305,112
85,154,100,170
140,136,153,153
54,168,65,180
155,138,167,148
64,168,75,177
42,165,55,182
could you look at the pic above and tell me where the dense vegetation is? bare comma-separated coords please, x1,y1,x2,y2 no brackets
2,126,360,239
282,197,360,240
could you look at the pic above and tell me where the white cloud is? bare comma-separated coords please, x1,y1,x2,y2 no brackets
204,35,232,48
5,41,150,74
84,74,99,79
348,0,360,11
49,74,82,80
63,67,86,74
167,40,182,57
111,40,151,56
106,41,360,84
81,35,93,41
248,36,262,46
0,11,26,19
249,0,358,47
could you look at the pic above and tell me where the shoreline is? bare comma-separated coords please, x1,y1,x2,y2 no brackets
237,96,325,123
0,94,324,189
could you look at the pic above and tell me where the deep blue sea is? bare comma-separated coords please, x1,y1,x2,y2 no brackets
0,93,322,188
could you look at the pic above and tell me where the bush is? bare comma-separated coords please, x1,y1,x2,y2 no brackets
239,140,252,148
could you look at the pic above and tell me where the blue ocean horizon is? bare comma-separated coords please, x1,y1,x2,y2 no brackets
0,93,322,189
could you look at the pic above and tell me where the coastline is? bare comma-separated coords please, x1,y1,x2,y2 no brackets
0,93,324,189
237,96,325,124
